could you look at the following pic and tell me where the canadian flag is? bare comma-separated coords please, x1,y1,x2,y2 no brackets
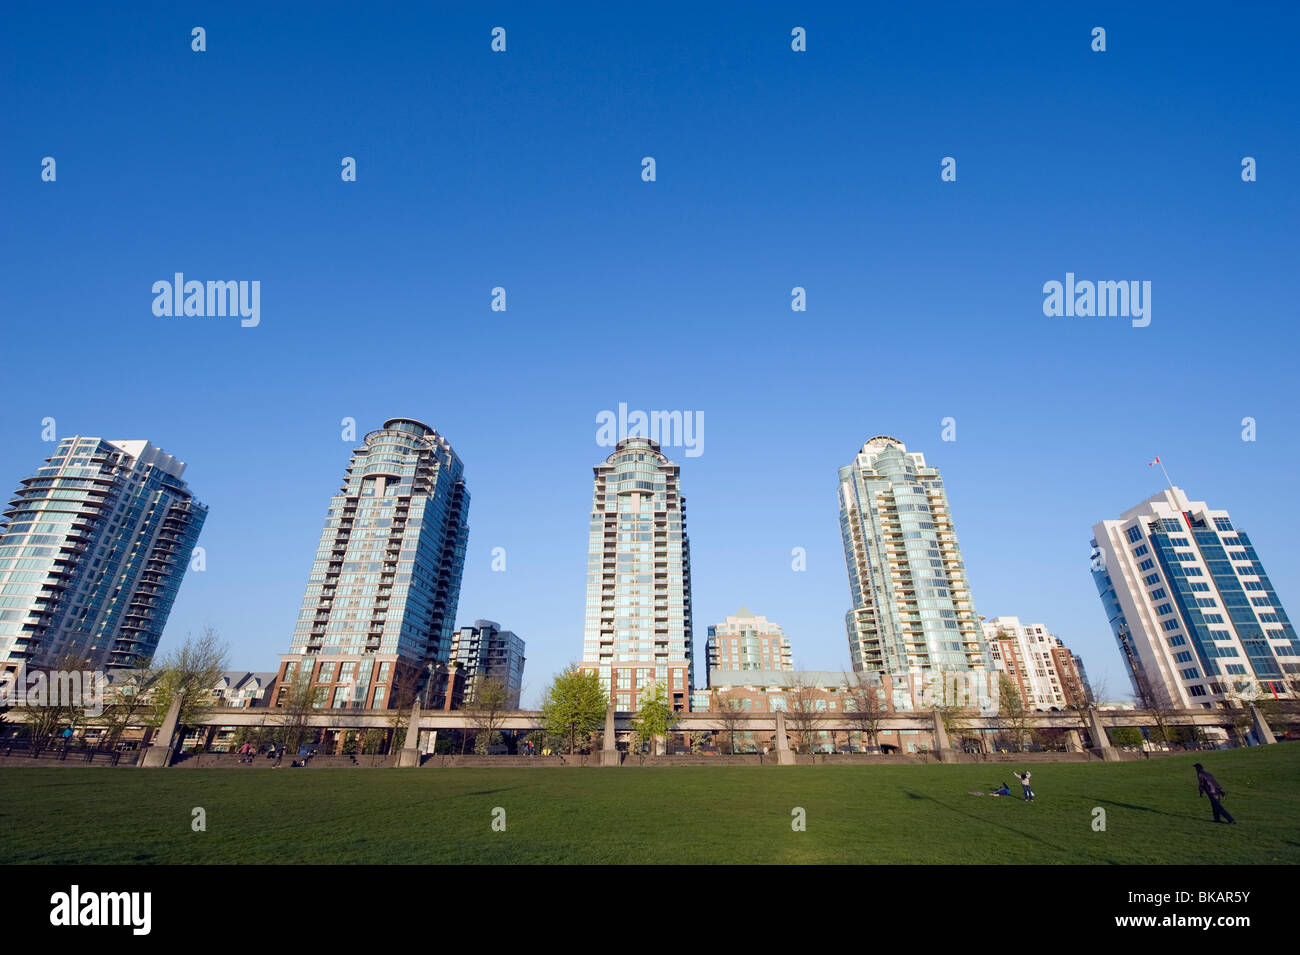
1148,456,1161,466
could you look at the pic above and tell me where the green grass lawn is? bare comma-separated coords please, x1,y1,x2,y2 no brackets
2,746,1297,864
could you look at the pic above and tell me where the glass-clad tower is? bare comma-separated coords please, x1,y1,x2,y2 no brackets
0,437,206,674
280,418,469,709
581,437,693,712
1091,486,1299,708
837,436,989,682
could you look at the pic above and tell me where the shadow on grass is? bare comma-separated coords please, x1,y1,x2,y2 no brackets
458,789,519,797
904,791,1071,854
1095,798,1202,822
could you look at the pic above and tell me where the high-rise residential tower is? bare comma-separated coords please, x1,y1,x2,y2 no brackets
279,418,469,709
706,606,793,681
581,437,693,712
0,437,206,673
838,436,989,682
1091,486,1298,708
982,616,1091,710
450,619,526,708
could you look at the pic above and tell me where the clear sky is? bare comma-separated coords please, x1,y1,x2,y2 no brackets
2,3,1297,707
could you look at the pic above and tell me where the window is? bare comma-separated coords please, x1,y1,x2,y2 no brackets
1144,574,1161,586
1139,559,1155,572
1180,667,1200,680
1126,527,1143,543
1155,603,1174,616
1213,518,1233,531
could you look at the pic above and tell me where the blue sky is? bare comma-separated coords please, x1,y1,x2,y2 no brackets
2,3,1297,706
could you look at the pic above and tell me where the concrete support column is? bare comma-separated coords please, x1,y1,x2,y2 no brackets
395,697,422,767
601,704,620,766
140,694,182,768
1249,704,1277,745
1064,728,1084,753
1088,707,1120,762
775,710,795,765
931,709,954,762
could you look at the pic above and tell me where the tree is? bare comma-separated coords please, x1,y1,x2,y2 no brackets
14,653,95,754
711,691,747,754
631,682,678,755
842,670,888,752
1108,726,1144,749
149,627,230,736
96,666,159,750
468,675,510,754
274,663,323,754
996,674,1031,752
1131,664,1176,747
784,673,828,755
930,672,975,748
540,665,607,755
387,679,419,755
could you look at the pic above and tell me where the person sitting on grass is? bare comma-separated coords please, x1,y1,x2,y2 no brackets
990,782,1012,797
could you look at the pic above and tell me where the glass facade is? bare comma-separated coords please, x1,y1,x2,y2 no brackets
1091,488,1299,707
0,437,206,672
837,436,989,680
285,418,469,704
581,437,693,711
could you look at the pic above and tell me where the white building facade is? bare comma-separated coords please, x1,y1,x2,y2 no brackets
1091,487,1299,708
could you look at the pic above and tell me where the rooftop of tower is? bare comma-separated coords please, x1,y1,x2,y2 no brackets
383,417,436,437
860,435,906,453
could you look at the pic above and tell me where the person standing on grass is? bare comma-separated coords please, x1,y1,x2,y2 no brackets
1195,763,1235,824
1012,770,1034,801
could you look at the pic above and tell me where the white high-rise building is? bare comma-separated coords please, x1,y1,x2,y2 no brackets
1091,486,1298,709
581,437,693,712
838,436,989,683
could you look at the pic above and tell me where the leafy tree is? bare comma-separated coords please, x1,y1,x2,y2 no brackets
540,665,607,755
148,627,230,733
468,675,510,754
631,682,678,755
997,674,1030,752
1108,726,1144,749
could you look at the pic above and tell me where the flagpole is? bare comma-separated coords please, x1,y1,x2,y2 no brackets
1158,459,1175,492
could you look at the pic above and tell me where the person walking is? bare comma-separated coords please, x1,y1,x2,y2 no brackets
1012,770,1034,801
1195,763,1235,824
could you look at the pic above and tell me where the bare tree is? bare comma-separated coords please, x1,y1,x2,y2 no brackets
783,673,827,755
842,670,889,753
96,665,159,750
1131,664,1177,749
13,653,95,754
711,691,747,755
274,663,323,755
